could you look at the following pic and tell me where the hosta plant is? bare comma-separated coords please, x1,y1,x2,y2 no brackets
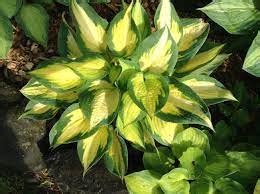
21,0,236,180
125,127,260,194
199,0,260,77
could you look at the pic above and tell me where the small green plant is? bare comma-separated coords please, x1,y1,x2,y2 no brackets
0,0,51,58
125,127,260,194
199,0,260,77
21,0,236,180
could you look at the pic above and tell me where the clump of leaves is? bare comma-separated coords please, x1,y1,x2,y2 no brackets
214,81,260,152
21,0,236,180
125,127,260,194
199,0,260,77
0,0,50,58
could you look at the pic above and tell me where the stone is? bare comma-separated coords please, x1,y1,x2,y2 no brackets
0,104,46,172
0,81,22,103
24,62,34,70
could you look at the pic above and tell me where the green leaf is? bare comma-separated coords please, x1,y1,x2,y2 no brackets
108,65,122,83
159,168,191,194
29,58,83,92
143,147,174,174
79,80,120,131
70,0,108,53
199,0,260,34
157,78,213,129
107,2,139,57
177,18,209,65
49,103,93,147
171,127,210,158
179,147,207,178
204,152,231,181
125,170,163,194
132,26,178,75
20,101,59,120
190,179,215,194
58,14,83,59
0,0,22,18
55,0,69,6
145,116,184,146
132,0,150,40
175,44,224,75
212,121,233,151
254,179,260,194
243,31,260,77
128,72,169,116
77,126,111,175
15,3,49,47
20,79,78,107
118,92,145,128
116,119,146,150
226,151,260,186
180,75,237,105
104,130,128,179
0,16,13,59
154,0,182,44
214,178,248,194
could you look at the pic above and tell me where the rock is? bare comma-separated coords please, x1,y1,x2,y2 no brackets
46,148,128,194
0,104,46,172
24,62,34,70
0,81,22,103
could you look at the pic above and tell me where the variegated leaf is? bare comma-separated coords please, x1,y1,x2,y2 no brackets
143,147,175,174
178,18,209,65
132,26,178,75
58,14,83,59
125,170,163,194
116,118,146,150
190,179,215,194
159,168,191,194
107,2,139,57
66,55,109,81
20,101,59,120
132,0,150,40
175,44,224,75
49,103,92,147
20,79,78,107
128,72,169,116
214,178,248,194
30,58,83,92
181,75,237,105
70,0,108,53
79,80,120,131
77,126,111,175
199,0,260,35
156,78,213,129
104,130,128,179
154,0,182,44
243,31,260,77
186,53,230,76
118,92,145,128
145,116,184,146
172,127,210,158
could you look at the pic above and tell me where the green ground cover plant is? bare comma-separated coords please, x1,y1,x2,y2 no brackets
200,0,260,77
